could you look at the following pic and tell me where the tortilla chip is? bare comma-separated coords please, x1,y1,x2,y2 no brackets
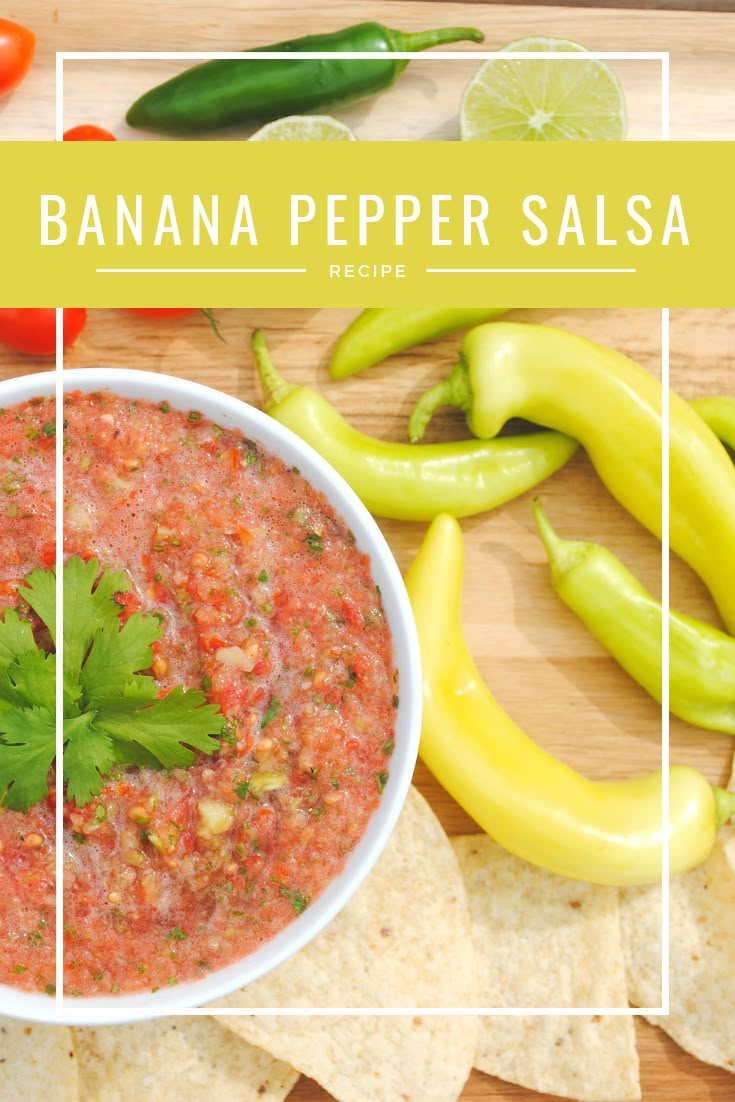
213,787,478,1102
452,834,640,1102
0,1019,78,1101
72,1016,298,1101
620,823,735,1073
471,1016,640,1102
452,834,631,1009
218,1015,475,1102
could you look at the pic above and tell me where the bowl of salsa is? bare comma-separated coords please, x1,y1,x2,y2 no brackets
0,368,421,1021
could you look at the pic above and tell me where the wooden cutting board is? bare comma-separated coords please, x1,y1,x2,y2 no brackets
2,0,735,1097
3,304,731,1101
3,0,735,139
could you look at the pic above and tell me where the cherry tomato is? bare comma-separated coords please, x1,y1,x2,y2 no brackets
0,309,87,356
0,19,35,96
126,308,198,319
63,125,117,141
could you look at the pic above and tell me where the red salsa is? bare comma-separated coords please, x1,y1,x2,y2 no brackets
63,391,397,996
0,397,56,996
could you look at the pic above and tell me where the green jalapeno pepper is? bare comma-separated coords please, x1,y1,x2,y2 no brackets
409,322,735,635
126,23,484,135
329,308,508,380
405,512,735,886
252,330,578,521
533,499,735,735
691,396,735,453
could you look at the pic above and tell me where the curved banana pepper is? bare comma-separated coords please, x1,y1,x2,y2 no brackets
252,330,578,522
329,307,508,379
533,499,735,735
691,395,735,453
404,512,735,886
409,322,735,635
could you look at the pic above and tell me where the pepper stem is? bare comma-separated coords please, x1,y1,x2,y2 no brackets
714,786,735,827
532,498,563,562
393,26,485,53
533,497,578,571
533,498,595,590
408,360,473,442
252,330,296,412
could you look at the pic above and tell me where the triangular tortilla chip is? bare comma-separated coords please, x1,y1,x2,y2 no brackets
452,834,640,1102
620,823,735,1073
215,1015,475,1102
212,787,478,1102
72,1016,298,1101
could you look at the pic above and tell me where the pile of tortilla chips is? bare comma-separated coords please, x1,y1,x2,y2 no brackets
2,782,733,1102
618,757,735,1077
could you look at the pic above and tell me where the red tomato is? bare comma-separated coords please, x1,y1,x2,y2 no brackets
63,125,117,141
0,19,35,96
126,308,198,319
0,309,87,356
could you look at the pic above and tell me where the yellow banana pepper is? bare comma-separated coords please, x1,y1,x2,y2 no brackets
409,323,735,634
404,513,735,886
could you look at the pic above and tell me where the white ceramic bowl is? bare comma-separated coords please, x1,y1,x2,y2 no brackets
0,368,421,1024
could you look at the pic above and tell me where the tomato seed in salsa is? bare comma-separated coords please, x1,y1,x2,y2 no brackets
0,397,56,997
62,390,397,996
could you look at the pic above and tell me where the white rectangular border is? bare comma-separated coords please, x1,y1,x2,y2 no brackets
55,308,64,1013
54,49,670,1021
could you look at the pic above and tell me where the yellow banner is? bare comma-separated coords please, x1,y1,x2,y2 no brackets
2,141,732,306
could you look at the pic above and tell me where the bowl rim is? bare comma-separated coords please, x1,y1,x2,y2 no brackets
0,367,421,1024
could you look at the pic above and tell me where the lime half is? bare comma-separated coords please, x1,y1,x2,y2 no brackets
460,36,627,141
249,115,357,141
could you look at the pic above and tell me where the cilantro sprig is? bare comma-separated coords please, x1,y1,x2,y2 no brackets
0,557,225,812
0,600,56,812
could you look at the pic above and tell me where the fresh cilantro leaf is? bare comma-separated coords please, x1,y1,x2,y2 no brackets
64,556,130,673
63,713,116,808
0,704,56,812
63,667,83,715
92,687,224,770
20,566,58,646
63,557,224,804
80,611,162,707
0,607,37,669
0,606,57,812
1,649,55,713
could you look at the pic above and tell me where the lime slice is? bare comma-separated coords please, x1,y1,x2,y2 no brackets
249,115,357,141
460,36,627,141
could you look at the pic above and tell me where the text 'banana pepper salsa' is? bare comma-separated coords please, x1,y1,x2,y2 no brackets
63,390,397,996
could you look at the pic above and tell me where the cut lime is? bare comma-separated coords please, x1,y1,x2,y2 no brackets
460,36,627,141
249,115,357,141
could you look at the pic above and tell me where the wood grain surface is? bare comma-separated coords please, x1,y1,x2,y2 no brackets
2,305,731,1099
433,1,735,10
3,1,734,140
